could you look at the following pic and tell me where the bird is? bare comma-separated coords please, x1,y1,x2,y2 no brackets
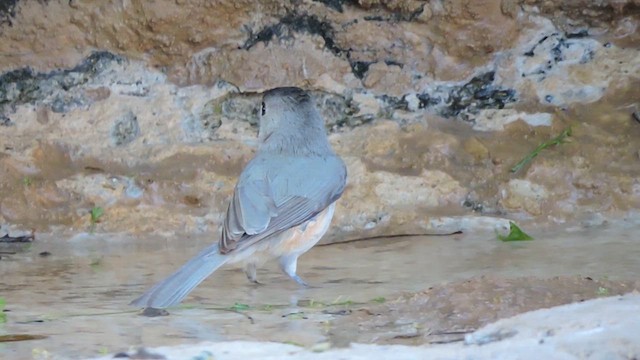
130,87,347,309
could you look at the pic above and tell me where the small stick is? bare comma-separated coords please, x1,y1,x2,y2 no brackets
0,229,35,243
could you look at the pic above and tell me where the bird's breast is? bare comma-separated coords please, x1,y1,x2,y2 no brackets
267,202,337,257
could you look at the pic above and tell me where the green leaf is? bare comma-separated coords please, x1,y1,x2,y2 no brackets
90,257,102,270
330,296,353,306
311,342,331,353
498,221,534,242
282,340,304,347
90,206,104,224
0,298,6,323
304,299,327,308
596,287,609,296
22,177,32,186
177,303,196,310
511,127,572,174
331,300,353,306
229,303,250,311
283,312,306,319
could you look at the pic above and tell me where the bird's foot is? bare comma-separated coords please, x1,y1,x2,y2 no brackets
289,273,310,288
245,263,262,285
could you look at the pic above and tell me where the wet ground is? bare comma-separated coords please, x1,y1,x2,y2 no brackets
1,218,639,359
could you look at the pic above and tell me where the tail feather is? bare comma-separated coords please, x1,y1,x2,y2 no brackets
130,243,228,309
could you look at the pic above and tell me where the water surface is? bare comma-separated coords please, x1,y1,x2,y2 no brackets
1,219,639,358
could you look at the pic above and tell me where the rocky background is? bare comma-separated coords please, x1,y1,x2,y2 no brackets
0,0,639,243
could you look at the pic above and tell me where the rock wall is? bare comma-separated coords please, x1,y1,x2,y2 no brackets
0,0,639,242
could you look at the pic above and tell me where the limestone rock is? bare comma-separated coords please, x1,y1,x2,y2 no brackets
0,0,638,239
500,179,549,216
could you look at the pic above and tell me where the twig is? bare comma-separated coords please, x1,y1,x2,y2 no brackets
428,337,466,344
0,230,35,243
427,329,475,344
430,329,475,335
199,306,256,324
224,308,255,324
319,231,462,246
0,334,48,343
17,310,141,324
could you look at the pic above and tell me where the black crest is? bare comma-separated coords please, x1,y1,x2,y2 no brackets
263,87,311,104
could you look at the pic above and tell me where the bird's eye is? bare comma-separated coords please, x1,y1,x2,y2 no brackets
261,101,266,116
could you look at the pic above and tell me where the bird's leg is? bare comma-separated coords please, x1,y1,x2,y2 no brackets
245,263,261,284
278,255,309,287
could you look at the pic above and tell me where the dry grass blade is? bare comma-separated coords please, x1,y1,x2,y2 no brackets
511,127,572,174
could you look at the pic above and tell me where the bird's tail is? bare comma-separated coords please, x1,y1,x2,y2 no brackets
130,243,228,309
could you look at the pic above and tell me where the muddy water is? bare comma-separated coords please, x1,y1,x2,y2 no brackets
1,219,639,358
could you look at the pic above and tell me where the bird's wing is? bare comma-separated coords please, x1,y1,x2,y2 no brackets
219,155,346,254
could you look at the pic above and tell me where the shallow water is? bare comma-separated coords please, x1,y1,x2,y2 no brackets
1,219,640,358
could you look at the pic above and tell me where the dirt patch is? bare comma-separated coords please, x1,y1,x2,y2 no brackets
329,275,640,346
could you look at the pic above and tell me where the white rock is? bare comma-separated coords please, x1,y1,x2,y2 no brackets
472,109,553,131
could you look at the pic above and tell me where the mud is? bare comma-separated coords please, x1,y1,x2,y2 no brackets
330,276,640,346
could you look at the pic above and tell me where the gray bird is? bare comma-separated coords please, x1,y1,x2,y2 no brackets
131,87,347,309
